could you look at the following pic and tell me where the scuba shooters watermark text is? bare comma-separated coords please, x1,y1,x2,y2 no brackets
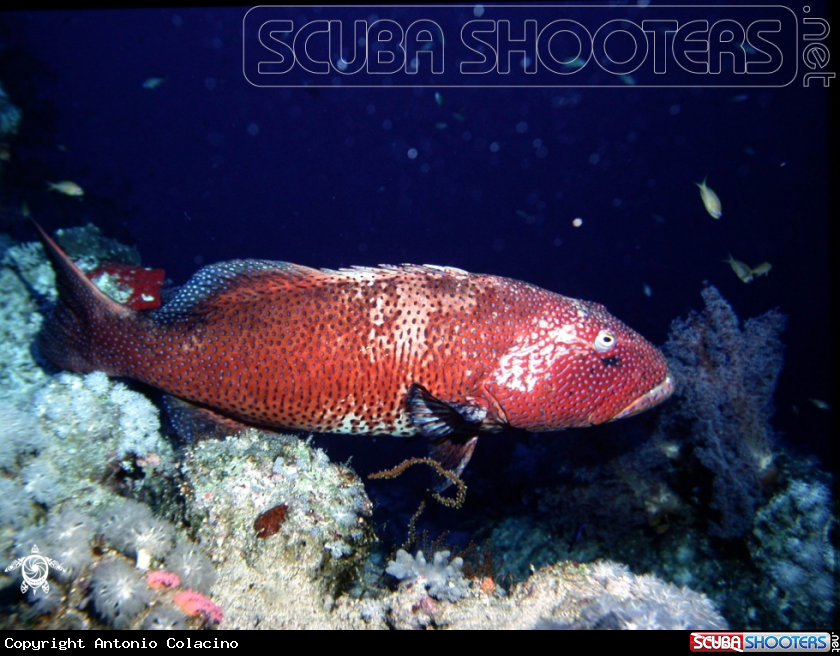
242,4,831,87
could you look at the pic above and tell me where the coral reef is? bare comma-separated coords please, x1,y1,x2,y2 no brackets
371,559,726,630
177,429,377,628
9,497,220,630
750,479,836,628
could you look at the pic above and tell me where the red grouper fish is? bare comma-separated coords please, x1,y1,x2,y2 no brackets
33,222,674,481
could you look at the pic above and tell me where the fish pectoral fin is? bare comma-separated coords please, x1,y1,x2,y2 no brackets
163,395,253,442
407,383,487,438
429,435,478,493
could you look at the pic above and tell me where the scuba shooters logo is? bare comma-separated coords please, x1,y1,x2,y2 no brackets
690,632,832,652
242,4,799,88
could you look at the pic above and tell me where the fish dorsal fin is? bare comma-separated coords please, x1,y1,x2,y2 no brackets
153,259,322,324
317,264,471,279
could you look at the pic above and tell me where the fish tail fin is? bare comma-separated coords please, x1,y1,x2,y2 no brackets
33,220,138,374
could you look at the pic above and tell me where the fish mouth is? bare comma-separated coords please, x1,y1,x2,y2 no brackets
610,374,674,421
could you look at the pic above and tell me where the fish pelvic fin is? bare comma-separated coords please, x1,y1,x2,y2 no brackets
32,220,138,373
407,383,486,491
429,436,478,493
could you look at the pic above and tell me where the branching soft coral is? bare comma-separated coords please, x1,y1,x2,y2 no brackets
386,550,469,602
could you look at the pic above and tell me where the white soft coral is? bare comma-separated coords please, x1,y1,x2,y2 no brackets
91,557,152,628
98,499,174,569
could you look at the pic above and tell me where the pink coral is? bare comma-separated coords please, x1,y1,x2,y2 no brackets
146,569,181,590
173,589,223,624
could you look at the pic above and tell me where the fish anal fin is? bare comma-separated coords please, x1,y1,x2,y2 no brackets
163,395,252,442
429,436,478,493
407,383,487,439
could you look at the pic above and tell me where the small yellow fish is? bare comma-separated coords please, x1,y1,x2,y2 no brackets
751,261,772,278
142,76,166,90
809,398,830,410
696,176,722,219
47,181,84,198
725,254,753,283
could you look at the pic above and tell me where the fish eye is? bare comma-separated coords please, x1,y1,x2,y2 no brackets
593,329,616,353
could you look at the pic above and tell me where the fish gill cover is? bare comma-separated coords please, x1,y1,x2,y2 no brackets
0,2,833,631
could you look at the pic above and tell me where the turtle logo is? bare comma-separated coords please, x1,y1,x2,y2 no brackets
4,545,66,594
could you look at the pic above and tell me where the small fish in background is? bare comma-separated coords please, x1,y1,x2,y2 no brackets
619,74,636,86
47,180,84,199
750,261,772,278
434,92,444,107
643,283,652,298
809,398,831,411
725,253,754,283
695,176,722,219
730,93,750,103
142,76,166,90
433,122,448,131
